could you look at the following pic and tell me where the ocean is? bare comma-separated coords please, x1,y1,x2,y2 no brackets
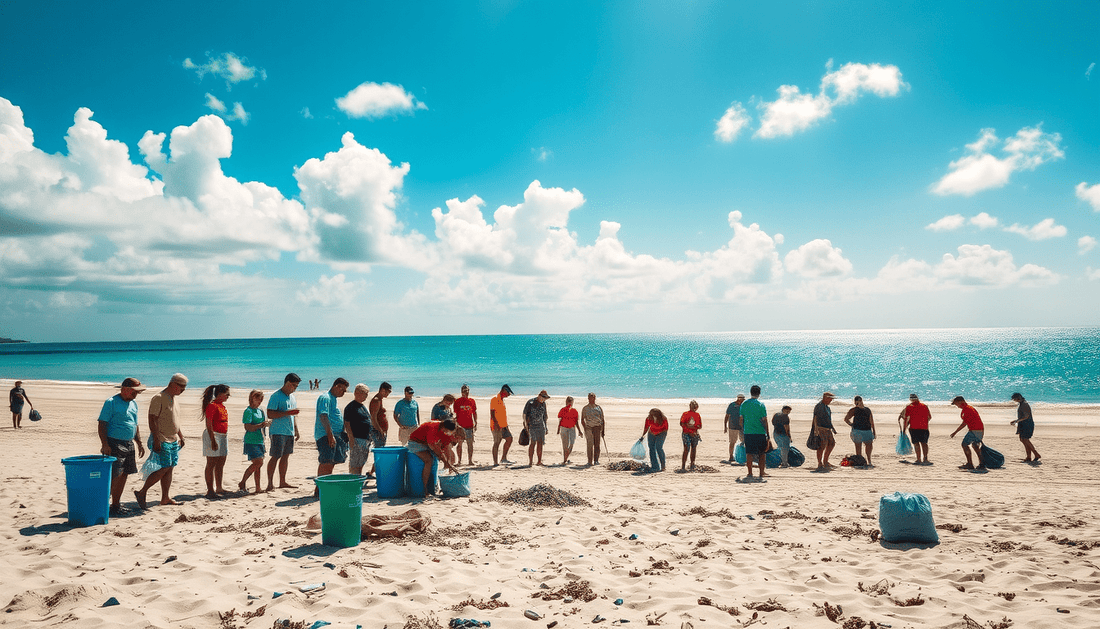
1,328,1097,404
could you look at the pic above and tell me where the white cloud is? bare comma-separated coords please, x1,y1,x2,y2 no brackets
1087,63,1095,79
296,274,363,307
926,214,965,232
1079,236,1097,254
1004,218,1067,240
937,244,1058,286
1088,267,1100,281
183,52,264,87
533,147,552,162
784,239,853,277
335,82,427,119
1076,182,1100,211
933,126,1064,196
969,212,999,229
204,93,226,113
228,102,250,125
754,62,907,139
714,102,750,142
300,107,313,120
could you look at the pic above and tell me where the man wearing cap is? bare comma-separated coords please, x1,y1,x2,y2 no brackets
134,373,188,509
523,390,551,466
900,393,932,465
454,384,478,466
580,392,605,466
490,384,514,465
812,391,838,471
723,393,746,463
98,378,147,516
1010,392,1041,463
394,386,421,445
950,395,985,470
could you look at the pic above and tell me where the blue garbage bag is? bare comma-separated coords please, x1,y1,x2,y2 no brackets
439,472,471,497
895,432,913,456
630,438,647,462
733,442,746,465
980,444,1004,469
787,446,806,467
878,492,939,544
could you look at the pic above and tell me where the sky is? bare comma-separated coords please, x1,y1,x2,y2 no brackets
1,1,1098,342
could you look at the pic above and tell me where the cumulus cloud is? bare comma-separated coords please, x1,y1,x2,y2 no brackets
936,244,1057,286
714,102,750,142
300,107,313,119
926,214,965,232
970,212,999,229
184,52,265,87
1079,236,1097,254
296,274,363,307
1076,182,1100,211
754,62,907,139
784,239,853,277
335,82,427,119
932,126,1064,196
1004,218,1067,240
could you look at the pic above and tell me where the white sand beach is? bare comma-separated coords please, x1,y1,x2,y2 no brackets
2,380,1099,628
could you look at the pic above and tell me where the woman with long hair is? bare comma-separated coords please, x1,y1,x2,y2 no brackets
200,384,231,498
679,400,702,471
640,408,669,472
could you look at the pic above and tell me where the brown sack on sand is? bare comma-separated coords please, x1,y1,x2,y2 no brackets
361,509,431,538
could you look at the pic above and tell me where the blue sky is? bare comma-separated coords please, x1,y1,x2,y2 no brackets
1,1,1097,342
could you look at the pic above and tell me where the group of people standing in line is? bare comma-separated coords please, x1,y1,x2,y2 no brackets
87,372,1045,515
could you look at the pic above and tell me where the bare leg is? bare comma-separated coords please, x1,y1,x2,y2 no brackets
214,456,227,493
689,444,697,470
314,462,335,496
159,467,180,504
822,440,835,468
278,456,295,487
110,473,128,508
535,441,544,465
865,441,873,466
681,445,689,471
415,451,433,497
502,436,513,462
135,468,168,509
205,457,218,498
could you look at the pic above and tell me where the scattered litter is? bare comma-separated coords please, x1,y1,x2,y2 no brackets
1057,608,1070,614
492,484,591,508
525,609,542,620
164,556,177,564
298,583,325,593
670,530,679,536
449,619,491,628
744,515,755,520
491,593,502,599
451,597,509,611
322,562,336,570
593,615,606,623
547,622,558,629
273,591,285,599
540,583,550,589
536,579,597,603
614,598,624,605
102,597,120,607
564,597,573,603
628,534,639,540
308,622,330,629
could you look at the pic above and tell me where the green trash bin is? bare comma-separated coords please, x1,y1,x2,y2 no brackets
313,474,367,547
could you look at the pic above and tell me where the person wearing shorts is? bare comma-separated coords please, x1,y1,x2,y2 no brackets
97,377,146,516
490,384,514,465
723,394,745,463
843,395,876,466
239,390,270,494
951,396,985,470
393,386,421,445
266,373,302,491
679,400,702,471
10,380,32,430
1010,392,1041,463
900,393,932,465
454,385,478,466
314,378,350,496
812,392,838,471
407,419,462,496
740,385,769,480
134,373,188,510
523,390,551,466
344,383,374,476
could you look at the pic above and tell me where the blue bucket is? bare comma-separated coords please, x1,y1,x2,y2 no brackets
62,455,116,526
406,451,439,497
373,446,407,498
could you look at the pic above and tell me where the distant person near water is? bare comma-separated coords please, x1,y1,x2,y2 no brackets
843,395,876,466
454,385,478,466
1010,392,1041,463
640,408,668,472
407,419,462,497
900,393,932,465
200,384,232,499
98,377,146,516
723,393,745,463
740,385,769,480
812,391,838,471
135,373,188,509
771,405,793,467
314,378,350,497
9,380,32,429
523,390,551,466
490,384,514,466
394,386,421,445
345,383,374,477
239,390,270,494
679,400,702,471
556,396,581,466
581,392,605,466
950,395,985,470
266,373,302,491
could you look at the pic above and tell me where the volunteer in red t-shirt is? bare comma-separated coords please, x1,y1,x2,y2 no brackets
556,396,582,465
408,419,461,496
900,393,933,465
639,408,669,472
679,400,702,471
950,396,985,470
453,384,478,466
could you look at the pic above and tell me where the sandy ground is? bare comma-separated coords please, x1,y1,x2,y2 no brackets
2,380,1099,629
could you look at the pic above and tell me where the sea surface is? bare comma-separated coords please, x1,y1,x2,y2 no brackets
1,328,1098,404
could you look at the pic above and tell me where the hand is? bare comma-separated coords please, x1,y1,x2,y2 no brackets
327,434,336,448
100,443,111,456
152,438,163,453
294,432,301,441
289,409,300,415
136,441,146,458
179,435,186,448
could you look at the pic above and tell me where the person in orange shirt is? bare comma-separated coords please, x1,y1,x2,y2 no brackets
679,400,702,472
490,384,514,466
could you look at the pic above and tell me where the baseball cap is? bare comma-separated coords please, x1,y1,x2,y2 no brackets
502,384,514,394
119,377,145,392
405,386,415,394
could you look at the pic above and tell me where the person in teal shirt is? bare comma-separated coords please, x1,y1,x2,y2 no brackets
739,385,770,481
239,390,270,494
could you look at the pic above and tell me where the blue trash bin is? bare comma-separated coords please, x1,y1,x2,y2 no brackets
406,451,439,497
373,446,408,498
62,455,116,526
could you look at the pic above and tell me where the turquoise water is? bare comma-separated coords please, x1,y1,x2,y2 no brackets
1,328,1097,404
